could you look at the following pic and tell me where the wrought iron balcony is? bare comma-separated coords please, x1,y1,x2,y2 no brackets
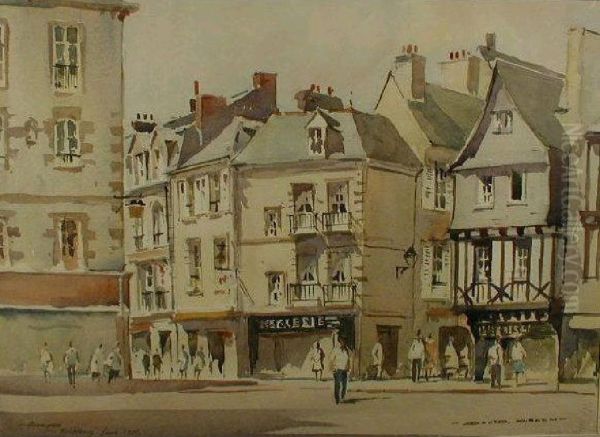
288,212,317,235
322,212,352,233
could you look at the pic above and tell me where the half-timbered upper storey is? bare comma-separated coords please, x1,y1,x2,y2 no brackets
449,59,566,309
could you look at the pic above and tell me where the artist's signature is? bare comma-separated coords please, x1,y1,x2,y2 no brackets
26,421,141,436
454,417,567,426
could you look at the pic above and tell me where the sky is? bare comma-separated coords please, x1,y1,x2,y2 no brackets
123,0,600,123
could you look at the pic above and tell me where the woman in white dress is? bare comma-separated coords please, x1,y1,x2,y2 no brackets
443,336,459,380
311,342,325,381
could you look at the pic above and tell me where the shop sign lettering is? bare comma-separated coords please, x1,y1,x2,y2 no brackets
257,315,340,332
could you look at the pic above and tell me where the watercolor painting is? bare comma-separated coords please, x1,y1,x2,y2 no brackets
1,0,600,436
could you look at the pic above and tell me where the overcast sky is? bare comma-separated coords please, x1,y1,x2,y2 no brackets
123,0,600,123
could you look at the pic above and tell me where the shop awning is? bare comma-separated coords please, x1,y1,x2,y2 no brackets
569,315,600,330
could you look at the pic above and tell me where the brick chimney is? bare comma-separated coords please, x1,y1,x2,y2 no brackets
393,44,425,101
200,94,227,120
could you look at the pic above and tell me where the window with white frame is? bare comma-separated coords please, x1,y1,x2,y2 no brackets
478,176,494,207
329,251,351,284
0,217,7,265
133,216,144,250
177,179,192,219
267,272,284,306
58,218,81,270
55,119,80,163
293,184,314,213
474,241,492,284
213,237,228,270
0,20,7,88
492,110,513,134
308,127,324,156
209,172,221,212
140,265,154,311
510,171,526,202
152,203,164,246
297,254,318,283
513,238,531,281
135,151,149,184
421,241,451,298
264,207,281,237
327,181,349,213
52,24,80,91
422,165,453,211
187,239,202,293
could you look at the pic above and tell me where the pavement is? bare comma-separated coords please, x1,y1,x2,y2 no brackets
0,376,597,436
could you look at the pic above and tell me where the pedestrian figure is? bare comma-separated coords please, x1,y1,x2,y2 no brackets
152,349,163,380
194,347,206,380
424,334,438,381
408,330,425,382
63,341,79,388
141,349,151,379
179,345,190,379
458,345,470,380
511,337,527,387
40,342,54,382
107,343,123,384
311,342,325,381
90,343,104,381
371,337,384,380
488,335,504,389
443,336,459,380
330,337,351,404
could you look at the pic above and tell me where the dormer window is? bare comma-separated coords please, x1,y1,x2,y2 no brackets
308,127,324,156
492,110,513,134
478,175,494,207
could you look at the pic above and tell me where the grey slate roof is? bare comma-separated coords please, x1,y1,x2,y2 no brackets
231,109,421,169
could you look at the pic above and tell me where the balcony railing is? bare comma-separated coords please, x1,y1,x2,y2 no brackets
288,213,317,235
323,282,356,305
455,280,551,307
56,153,81,164
322,212,352,232
54,64,80,91
287,282,355,307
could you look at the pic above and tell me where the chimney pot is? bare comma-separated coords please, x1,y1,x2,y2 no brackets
189,98,197,113
316,85,321,93
136,113,141,120
450,52,454,60
194,80,200,96
462,49,466,58
407,44,413,54
143,113,148,120
414,45,418,53
310,84,316,91
327,86,333,96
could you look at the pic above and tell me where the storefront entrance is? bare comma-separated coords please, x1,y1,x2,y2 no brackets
376,325,399,377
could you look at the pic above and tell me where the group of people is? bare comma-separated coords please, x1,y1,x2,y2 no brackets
39,341,123,386
485,335,528,389
137,345,214,380
407,331,439,382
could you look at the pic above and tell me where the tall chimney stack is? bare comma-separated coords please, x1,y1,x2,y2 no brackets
486,33,496,51
393,43,425,101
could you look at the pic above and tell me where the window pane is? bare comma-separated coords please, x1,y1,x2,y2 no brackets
511,172,523,201
54,25,65,43
68,45,78,66
66,26,78,44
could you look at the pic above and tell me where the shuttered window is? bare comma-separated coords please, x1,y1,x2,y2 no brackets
422,241,451,299
194,175,209,213
52,24,80,91
55,119,80,163
422,166,435,210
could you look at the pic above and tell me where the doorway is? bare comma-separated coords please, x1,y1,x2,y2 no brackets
376,325,399,377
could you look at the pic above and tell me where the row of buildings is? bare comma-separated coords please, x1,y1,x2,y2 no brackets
1,0,599,383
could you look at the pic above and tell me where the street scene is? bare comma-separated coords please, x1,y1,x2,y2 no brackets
2,0,600,436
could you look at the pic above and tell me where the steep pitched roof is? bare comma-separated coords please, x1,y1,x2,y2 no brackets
231,109,420,169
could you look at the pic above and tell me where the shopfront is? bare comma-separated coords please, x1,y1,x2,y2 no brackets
248,313,355,378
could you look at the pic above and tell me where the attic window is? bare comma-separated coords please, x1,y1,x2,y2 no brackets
308,127,324,156
492,110,513,134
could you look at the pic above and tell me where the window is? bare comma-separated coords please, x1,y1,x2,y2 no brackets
432,244,449,286
492,110,513,134
510,171,526,202
422,165,453,211
194,175,209,213
474,242,492,284
267,272,284,306
55,119,80,163
209,173,221,212
308,127,324,156
513,239,531,281
59,218,80,270
264,207,281,236
152,203,164,246
140,265,155,311
178,179,192,219
478,176,494,207
133,216,144,250
297,254,317,283
0,21,7,88
52,24,80,91
187,239,202,293
421,241,451,297
135,152,149,184
213,237,228,270
327,182,348,213
293,184,314,213
0,218,7,265
329,252,351,283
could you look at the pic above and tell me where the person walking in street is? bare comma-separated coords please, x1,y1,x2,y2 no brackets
179,345,190,379
424,334,438,381
488,335,504,389
194,347,206,380
152,349,163,380
371,337,384,380
311,342,325,381
106,343,123,384
40,342,54,382
408,330,425,382
330,337,351,404
90,343,104,381
511,337,527,387
141,349,151,379
63,341,79,388
443,336,459,380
